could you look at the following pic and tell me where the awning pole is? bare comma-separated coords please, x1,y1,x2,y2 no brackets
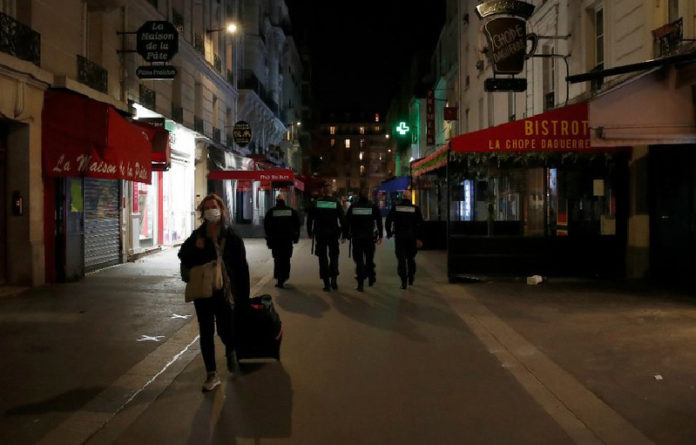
446,143,451,281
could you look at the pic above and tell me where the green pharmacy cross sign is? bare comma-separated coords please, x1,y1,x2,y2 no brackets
396,122,410,136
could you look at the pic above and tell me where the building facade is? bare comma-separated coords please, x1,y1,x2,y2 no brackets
0,0,306,286
313,115,391,205
407,0,696,280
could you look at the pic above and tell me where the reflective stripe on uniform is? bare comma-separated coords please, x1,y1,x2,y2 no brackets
396,205,415,213
317,201,337,209
352,207,372,215
273,209,292,217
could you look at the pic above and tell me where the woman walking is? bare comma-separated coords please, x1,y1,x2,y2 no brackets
178,194,250,391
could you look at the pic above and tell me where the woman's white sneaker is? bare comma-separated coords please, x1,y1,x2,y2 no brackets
202,372,221,392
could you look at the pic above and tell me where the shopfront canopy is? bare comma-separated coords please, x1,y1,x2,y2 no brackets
42,89,152,184
208,168,294,182
412,145,449,178
132,121,171,171
450,102,592,154
377,176,410,193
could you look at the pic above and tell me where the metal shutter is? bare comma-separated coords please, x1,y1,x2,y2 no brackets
84,178,121,272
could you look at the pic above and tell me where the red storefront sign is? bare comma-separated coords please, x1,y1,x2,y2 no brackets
208,169,294,182
451,102,591,153
42,90,152,184
444,106,458,121
426,90,435,146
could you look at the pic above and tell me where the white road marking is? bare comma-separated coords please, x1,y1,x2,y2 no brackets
37,259,275,445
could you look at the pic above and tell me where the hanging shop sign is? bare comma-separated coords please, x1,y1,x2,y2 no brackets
136,21,179,62
426,90,435,146
136,65,177,80
476,0,537,91
232,121,252,147
444,107,458,121
208,168,294,182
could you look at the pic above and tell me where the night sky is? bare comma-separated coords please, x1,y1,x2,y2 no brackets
286,0,446,119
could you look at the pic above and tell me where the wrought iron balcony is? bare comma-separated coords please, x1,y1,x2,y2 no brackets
77,55,108,93
652,18,684,57
239,69,266,98
0,11,40,66
213,127,221,143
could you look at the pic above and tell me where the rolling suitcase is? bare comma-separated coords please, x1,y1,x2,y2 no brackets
236,294,283,361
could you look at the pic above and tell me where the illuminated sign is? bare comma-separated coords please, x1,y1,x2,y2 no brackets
396,122,410,135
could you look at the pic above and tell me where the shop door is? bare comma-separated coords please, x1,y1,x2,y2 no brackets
60,177,84,281
84,178,121,272
650,146,696,280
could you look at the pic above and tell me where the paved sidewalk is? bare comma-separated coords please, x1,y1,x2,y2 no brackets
0,240,272,445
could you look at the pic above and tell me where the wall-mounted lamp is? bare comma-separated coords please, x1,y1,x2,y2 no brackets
206,23,239,34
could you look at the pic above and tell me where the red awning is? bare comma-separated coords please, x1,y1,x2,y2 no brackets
208,169,294,182
293,176,305,191
451,102,593,153
133,121,171,171
42,90,152,183
411,145,449,178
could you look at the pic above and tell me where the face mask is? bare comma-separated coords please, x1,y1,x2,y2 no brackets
204,208,221,223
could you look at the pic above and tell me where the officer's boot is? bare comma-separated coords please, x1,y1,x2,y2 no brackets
331,276,338,290
400,277,408,290
356,279,364,292
323,278,331,291
368,275,376,286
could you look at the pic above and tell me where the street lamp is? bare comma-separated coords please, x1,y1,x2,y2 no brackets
206,23,239,34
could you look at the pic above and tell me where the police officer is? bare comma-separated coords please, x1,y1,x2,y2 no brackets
385,189,423,289
346,188,383,291
307,183,346,291
264,193,300,288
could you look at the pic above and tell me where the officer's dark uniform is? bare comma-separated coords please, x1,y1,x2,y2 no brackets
346,195,383,291
385,198,423,289
306,190,345,291
264,197,300,288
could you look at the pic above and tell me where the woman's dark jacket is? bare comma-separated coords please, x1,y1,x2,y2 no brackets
178,222,250,307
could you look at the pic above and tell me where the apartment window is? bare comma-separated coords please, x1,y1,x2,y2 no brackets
212,96,219,128
374,113,380,122
478,99,484,130
359,126,365,134
330,139,336,147
360,165,365,176
487,94,494,128
508,92,516,122
1,0,15,15
668,0,679,22
345,139,351,148
465,108,470,133
359,152,364,161
329,125,336,135
542,44,555,111
360,138,365,148
595,7,604,69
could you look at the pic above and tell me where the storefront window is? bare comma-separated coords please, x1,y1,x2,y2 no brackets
132,175,157,249
448,153,625,238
